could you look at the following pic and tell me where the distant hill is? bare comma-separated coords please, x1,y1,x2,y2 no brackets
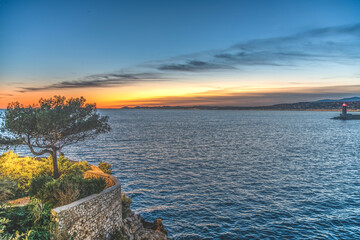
121,97,360,111
313,96,360,103
258,100,360,111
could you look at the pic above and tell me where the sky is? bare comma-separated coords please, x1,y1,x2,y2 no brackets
0,0,360,108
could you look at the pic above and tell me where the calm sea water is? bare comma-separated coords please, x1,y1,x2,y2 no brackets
9,110,360,239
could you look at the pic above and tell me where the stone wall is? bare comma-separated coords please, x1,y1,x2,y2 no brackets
51,167,168,240
52,176,122,240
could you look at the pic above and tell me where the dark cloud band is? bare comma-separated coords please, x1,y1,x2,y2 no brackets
158,60,236,71
17,73,163,93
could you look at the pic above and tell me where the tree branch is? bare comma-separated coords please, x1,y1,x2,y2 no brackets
25,136,52,156
26,143,53,156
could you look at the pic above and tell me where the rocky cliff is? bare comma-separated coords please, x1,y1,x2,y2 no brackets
118,205,167,240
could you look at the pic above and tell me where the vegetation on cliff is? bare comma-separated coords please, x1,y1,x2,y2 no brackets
30,173,105,207
0,199,53,239
0,151,92,198
2,96,111,178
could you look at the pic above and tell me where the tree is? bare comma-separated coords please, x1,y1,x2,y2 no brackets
3,96,111,178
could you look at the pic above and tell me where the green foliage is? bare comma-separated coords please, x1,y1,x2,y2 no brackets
98,161,112,174
33,179,61,207
0,200,54,240
82,177,107,197
60,173,106,199
0,177,18,203
121,194,132,219
57,155,91,175
30,173,106,207
28,175,53,198
0,217,10,235
0,152,91,197
0,152,52,196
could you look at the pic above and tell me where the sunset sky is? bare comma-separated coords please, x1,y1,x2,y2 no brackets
0,0,360,108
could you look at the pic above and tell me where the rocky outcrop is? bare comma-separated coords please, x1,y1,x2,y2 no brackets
119,205,167,240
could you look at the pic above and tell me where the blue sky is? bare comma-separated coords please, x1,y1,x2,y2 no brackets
0,0,360,107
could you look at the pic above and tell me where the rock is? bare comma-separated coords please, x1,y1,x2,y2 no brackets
154,219,167,235
134,228,167,240
119,209,168,240
142,218,167,235
122,214,143,235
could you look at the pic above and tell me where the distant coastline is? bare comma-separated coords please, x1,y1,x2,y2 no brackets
100,98,360,111
100,97,360,112
2,97,360,112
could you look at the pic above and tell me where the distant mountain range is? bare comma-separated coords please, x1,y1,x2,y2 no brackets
121,97,360,111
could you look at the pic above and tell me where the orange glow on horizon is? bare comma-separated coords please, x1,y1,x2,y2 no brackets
1,79,360,109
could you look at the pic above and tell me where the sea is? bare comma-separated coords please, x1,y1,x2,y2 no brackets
6,110,360,239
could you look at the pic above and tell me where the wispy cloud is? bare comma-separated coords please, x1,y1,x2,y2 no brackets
17,73,164,93
158,60,236,71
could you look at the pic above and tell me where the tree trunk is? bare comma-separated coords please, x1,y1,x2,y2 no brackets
51,149,60,179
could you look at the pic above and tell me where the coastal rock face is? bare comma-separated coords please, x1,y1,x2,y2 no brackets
120,207,167,240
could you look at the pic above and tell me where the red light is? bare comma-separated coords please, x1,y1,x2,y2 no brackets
343,103,347,107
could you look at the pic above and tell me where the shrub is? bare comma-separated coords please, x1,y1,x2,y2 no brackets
60,173,106,199
35,180,61,207
0,177,17,203
82,177,106,197
31,173,106,207
0,152,52,195
0,151,91,196
57,156,91,176
0,217,9,235
0,200,54,239
28,175,53,198
99,161,112,174
121,194,132,219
